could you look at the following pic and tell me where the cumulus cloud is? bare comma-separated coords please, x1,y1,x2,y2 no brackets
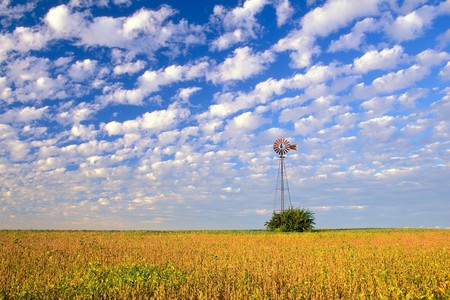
139,62,208,93
353,64,427,97
274,0,380,68
436,29,450,50
103,102,190,136
359,116,397,142
44,4,206,58
440,62,450,81
274,0,294,27
68,0,132,8
45,4,86,37
387,1,450,42
0,1,36,27
174,87,202,102
225,111,266,132
70,124,97,140
210,0,269,51
353,46,405,73
328,18,380,52
0,106,48,123
6,139,29,161
2,1,450,229
100,60,209,106
208,47,275,83
68,59,97,82
352,49,449,98
113,60,146,75
0,124,16,140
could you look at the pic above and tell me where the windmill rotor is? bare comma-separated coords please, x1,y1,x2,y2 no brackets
273,138,297,156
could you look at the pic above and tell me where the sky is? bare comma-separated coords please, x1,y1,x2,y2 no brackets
0,0,449,230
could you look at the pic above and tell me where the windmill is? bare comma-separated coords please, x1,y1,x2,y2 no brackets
273,138,298,212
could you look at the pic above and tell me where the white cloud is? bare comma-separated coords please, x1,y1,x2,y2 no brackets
0,76,12,101
141,105,188,131
12,26,50,52
328,18,380,52
113,60,146,75
274,0,294,27
361,96,395,117
415,49,450,67
70,103,98,125
374,167,419,180
210,0,269,51
122,7,173,38
139,61,209,93
0,124,16,140
294,115,323,135
44,4,205,58
70,124,97,140
389,0,428,15
103,102,190,136
353,49,450,98
68,59,97,82
439,62,450,81
387,1,450,42
0,1,35,27
100,88,146,106
68,0,131,8
101,60,209,106
209,47,275,83
2,1,450,230
6,139,29,161
358,116,396,142
436,28,450,50
18,106,48,122
174,87,202,102
274,0,380,68
225,111,265,132
353,46,405,73
81,6,205,56
372,65,427,93
302,0,380,38
401,118,428,136
0,106,48,123
45,4,86,37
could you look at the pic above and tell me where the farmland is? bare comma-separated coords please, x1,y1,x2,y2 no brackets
1,229,449,299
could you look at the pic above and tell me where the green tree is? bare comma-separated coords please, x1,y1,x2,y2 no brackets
265,208,315,232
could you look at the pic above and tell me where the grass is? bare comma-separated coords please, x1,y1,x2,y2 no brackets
1,228,449,299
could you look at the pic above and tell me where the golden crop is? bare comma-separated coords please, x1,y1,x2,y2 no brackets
1,229,449,299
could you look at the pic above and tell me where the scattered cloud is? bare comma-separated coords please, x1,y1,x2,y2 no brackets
1,0,449,230
208,47,275,83
274,0,380,68
353,46,406,73
210,0,269,51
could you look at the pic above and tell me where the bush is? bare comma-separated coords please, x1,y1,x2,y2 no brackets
265,208,315,232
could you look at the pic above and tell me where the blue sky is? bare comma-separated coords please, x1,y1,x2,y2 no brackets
1,0,449,230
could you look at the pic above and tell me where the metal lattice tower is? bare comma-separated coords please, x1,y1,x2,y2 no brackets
273,138,297,212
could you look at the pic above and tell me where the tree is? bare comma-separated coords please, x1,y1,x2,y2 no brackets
265,208,315,232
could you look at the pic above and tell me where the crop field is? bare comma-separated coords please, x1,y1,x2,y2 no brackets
1,229,449,299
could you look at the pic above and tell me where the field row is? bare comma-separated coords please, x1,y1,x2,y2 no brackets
1,229,449,299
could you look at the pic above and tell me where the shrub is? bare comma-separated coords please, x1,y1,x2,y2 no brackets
265,208,315,232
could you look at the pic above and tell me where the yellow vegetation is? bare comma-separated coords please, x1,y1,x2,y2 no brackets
1,229,449,299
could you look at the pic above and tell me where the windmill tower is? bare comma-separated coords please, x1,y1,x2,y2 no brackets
273,138,298,212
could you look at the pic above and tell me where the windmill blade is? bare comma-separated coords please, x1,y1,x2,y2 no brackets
273,138,294,156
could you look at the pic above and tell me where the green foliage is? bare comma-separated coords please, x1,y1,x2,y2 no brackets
265,207,315,232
